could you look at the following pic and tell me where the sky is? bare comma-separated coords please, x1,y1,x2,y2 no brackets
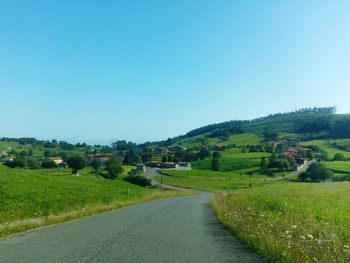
1,0,350,145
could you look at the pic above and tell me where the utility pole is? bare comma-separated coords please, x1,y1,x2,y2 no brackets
160,150,163,192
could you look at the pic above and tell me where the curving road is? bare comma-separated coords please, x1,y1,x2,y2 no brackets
0,192,262,263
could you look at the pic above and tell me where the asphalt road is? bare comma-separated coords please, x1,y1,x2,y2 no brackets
0,192,262,263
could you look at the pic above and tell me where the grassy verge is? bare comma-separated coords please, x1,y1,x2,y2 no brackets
154,175,274,192
0,165,190,237
210,182,350,262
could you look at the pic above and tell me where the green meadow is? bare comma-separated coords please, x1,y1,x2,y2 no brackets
0,164,186,237
174,133,263,148
300,140,350,159
211,182,350,263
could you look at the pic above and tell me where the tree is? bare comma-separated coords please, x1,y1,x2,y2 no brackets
123,148,141,165
307,150,315,160
212,151,221,158
198,149,211,160
90,159,101,172
4,159,26,168
41,158,57,169
27,159,41,169
67,155,85,175
106,156,124,179
298,171,309,182
333,153,346,161
307,163,334,182
211,158,221,171
260,157,267,170
28,148,34,156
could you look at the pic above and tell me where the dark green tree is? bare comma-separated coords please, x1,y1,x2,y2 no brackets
90,159,101,172
41,158,57,169
67,155,85,175
106,156,124,179
211,158,221,171
333,153,346,161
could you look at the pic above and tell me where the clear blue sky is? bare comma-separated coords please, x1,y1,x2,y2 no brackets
1,1,350,145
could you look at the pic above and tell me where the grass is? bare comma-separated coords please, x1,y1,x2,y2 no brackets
154,175,271,192
211,182,350,263
163,169,257,178
0,164,189,237
192,157,260,172
300,140,350,159
220,150,270,159
324,161,350,174
0,141,86,158
175,133,263,148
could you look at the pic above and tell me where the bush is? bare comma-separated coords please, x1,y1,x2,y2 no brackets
41,159,57,169
4,159,26,168
333,153,346,161
27,159,41,169
123,175,151,187
211,158,221,171
105,156,123,179
300,163,334,182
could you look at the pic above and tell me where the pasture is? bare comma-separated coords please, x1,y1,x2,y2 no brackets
211,182,350,263
0,164,185,237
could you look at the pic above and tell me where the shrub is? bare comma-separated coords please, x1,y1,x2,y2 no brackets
123,175,151,187
105,156,123,179
41,159,57,169
333,153,346,161
211,158,221,171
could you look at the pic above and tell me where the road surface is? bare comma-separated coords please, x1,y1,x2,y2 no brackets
0,193,262,263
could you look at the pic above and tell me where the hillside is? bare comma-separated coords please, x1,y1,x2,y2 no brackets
147,107,350,149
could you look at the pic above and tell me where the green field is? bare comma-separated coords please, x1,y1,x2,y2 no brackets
324,161,350,174
163,168,261,178
0,140,87,158
0,164,186,237
175,133,263,148
192,157,260,171
155,174,273,192
211,182,350,263
300,140,350,159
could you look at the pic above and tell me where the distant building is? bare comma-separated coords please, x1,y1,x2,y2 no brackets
146,161,161,168
214,144,225,151
0,156,15,162
154,147,169,154
194,144,208,151
162,162,178,169
168,145,187,153
48,157,64,165
137,164,146,171
85,153,113,164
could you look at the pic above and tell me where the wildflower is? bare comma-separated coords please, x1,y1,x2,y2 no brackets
300,236,306,241
291,225,297,230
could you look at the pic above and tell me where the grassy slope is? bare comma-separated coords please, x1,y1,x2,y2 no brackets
211,183,350,263
301,140,350,159
191,151,270,173
324,161,350,174
175,133,263,148
0,141,86,157
154,175,273,192
0,165,187,237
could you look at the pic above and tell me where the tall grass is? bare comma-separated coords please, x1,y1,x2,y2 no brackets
0,165,188,237
211,182,350,262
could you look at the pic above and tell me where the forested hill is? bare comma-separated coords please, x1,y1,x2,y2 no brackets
149,107,350,146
